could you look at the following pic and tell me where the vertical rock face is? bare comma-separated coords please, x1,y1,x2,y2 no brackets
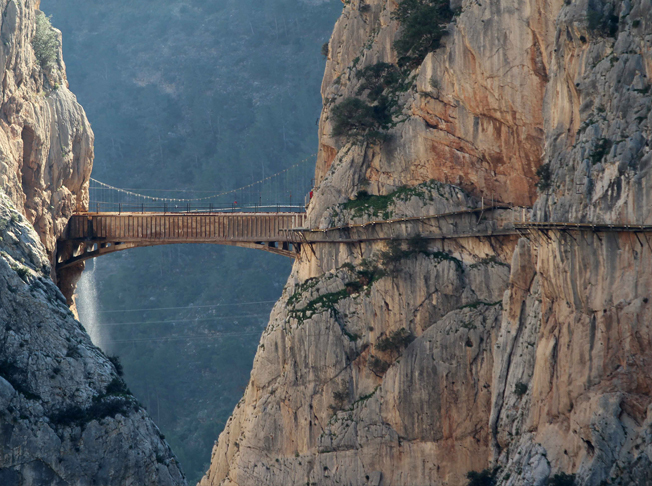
0,0,93,257
201,0,652,485
0,2,186,484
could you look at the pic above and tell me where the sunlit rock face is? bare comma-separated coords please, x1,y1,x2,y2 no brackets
201,0,652,485
0,0,93,303
0,0,93,255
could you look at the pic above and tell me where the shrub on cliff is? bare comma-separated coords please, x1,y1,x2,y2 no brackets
32,11,59,69
375,328,415,354
548,473,576,486
331,97,393,143
368,355,390,376
356,62,408,102
466,469,496,486
536,163,552,192
393,0,455,68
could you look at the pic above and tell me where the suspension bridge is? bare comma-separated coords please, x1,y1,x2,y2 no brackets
56,156,652,270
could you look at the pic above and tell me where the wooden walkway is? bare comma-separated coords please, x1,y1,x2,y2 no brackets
57,212,307,269
57,208,652,270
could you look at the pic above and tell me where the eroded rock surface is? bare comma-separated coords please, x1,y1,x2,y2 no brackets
0,194,185,485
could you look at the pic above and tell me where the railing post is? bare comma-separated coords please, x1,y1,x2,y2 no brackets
164,202,167,215
209,203,213,213
96,203,100,213
187,203,190,213
119,203,122,215
142,203,144,214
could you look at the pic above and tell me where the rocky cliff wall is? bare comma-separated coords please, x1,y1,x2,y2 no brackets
201,0,652,485
0,193,186,485
0,0,93,301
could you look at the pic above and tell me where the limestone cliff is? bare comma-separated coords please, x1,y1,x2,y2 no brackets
0,2,186,484
201,0,652,485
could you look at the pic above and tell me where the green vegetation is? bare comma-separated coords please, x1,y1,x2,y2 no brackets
329,381,349,413
379,239,463,275
50,376,137,427
333,0,459,144
331,97,393,143
355,259,387,287
341,180,456,219
0,360,41,401
514,382,528,397
548,473,576,486
108,355,124,377
368,355,390,376
466,469,497,486
469,255,509,269
11,263,30,282
287,261,387,326
356,62,411,102
536,163,553,192
375,328,415,353
393,0,455,68
590,138,613,164
105,377,131,396
459,300,502,310
32,11,59,69
321,42,329,57
288,288,349,324
49,398,138,427
331,61,414,143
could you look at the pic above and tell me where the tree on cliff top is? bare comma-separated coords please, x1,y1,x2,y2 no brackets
33,11,59,69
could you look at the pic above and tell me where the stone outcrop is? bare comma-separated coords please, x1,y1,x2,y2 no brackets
0,193,185,485
0,2,187,484
201,0,652,485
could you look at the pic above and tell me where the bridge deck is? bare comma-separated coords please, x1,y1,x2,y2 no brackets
57,212,307,269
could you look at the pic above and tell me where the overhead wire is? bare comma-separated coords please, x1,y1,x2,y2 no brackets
101,314,270,326
96,300,279,314
89,153,317,203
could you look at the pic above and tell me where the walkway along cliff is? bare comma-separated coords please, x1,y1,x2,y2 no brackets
200,0,652,485
0,2,185,484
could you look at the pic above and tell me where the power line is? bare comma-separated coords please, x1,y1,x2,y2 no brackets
103,330,264,345
96,300,278,314
101,314,270,326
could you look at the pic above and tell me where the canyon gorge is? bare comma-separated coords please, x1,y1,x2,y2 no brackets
0,0,650,485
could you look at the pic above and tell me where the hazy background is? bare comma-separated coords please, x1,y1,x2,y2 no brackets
42,0,341,482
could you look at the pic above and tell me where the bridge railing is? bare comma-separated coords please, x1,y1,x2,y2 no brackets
85,202,307,214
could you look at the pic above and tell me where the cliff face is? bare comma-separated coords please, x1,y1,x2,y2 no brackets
0,0,92,255
201,0,652,485
0,2,186,484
